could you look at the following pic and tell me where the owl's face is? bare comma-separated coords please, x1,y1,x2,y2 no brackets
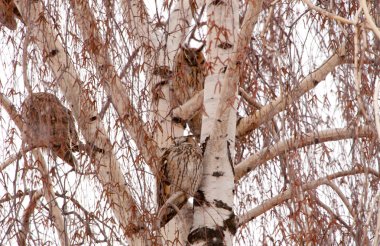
173,136,198,146
182,46,206,67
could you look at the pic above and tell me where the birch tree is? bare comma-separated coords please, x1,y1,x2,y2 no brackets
0,0,380,245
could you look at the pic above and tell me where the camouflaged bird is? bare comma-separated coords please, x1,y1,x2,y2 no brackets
0,0,23,30
172,44,207,137
157,136,203,225
21,92,79,169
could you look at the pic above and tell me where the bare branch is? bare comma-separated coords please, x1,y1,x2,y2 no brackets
354,11,371,122
22,26,32,95
0,92,69,246
236,45,347,137
17,190,43,246
302,0,355,25
314,196,352,232
119,47,141,79
325,180,355,218
171,90,204,122
120,0,157,49
235,126,375,180
157,191,187,228
13,1,143,241
70,0,159,173
238,167,380,226
0,145,38,172
360,0,380,40
238,87,263,109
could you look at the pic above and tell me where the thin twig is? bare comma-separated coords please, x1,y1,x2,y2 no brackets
99,96,112,120
119,47,141,79
22,27,33,95
360,0,380,40
302,0,355,25
238,87,263,109
354,8,371,122
17,190,43,246
157,191,187,228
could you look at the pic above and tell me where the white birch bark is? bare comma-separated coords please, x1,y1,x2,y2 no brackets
189,0,238,245
120,0,186,148
69,0,159,174
13,1,143,244
0,95,69,246
154,1,198,244
122,0,199,243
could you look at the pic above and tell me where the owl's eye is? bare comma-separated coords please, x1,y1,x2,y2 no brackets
197,54,205,65
183,51,198,66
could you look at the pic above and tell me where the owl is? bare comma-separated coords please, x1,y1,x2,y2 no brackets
21,92,79,169
172,44,207,136
157,136,203,224
0,0,22,30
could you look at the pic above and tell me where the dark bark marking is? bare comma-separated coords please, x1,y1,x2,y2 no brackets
227,141,234,175
236,116,243,130
172,117,186,128
43,49,59,62
194,190,209,207
210,0,226,5
223,213,237,235
79,142,105,155
90,116,97,121
217,42,233,49
48,49,59,57
202,136,210,155
212,171,224,177
314,137,319,144
214,199,232,211
188,226,225,245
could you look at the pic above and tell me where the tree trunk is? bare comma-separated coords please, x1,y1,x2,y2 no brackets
189,0,239,245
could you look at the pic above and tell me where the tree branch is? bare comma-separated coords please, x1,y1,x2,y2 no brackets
236,45,347,137
235,126,375,180
171,90,204,122
210,0,263,137
0,93,69,246
17,190,43,246
302,0,355,25
359,0,380,40
70,0,159,173
13,1,143,241
120,0,157,50
238,87,263,109
313,196,352,232
238,167,380,226
172,45,348,140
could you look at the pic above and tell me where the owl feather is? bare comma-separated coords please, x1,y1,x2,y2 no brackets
157,136,203,226
171,44,207,136
21,92,79,169
0,0,23,30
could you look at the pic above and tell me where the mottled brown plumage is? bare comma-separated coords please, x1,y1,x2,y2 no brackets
21,92,79,168
172,44,207,136
157,136,203,217
0,0,22,30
